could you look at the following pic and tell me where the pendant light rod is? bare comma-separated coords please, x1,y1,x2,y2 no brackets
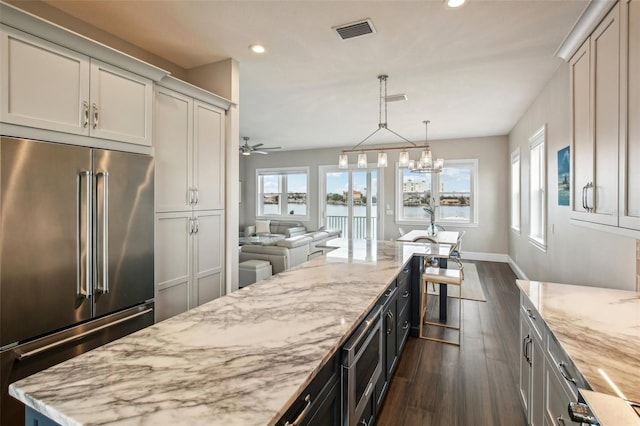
342,145,420,154
348,75,417,152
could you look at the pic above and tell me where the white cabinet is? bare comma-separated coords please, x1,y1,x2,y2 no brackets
570,3,620,226
154,81,228,321
154,86,225,213
519,311,544,426
156,210,224,322
620,0,640,230
0,25,153,146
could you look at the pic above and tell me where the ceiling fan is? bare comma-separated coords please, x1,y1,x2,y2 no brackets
240,137,281,156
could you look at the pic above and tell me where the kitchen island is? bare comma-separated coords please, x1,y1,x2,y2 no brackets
8,239,437,426
517,280,640,424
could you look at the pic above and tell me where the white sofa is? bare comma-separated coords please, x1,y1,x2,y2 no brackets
239,221,341,274
239,235,313,274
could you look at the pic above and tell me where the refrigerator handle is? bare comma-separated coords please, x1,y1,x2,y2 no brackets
79,170,93,299
15,308,153,361
97,171,110,294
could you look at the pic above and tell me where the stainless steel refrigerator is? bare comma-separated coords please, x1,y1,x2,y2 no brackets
0,137,155,425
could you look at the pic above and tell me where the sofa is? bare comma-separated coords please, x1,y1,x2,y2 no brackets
239,221,341,274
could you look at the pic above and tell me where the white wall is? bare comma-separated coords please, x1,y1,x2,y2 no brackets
508,63,637,290
240,135,510,258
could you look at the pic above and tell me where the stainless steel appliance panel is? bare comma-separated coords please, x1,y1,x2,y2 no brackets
1,137,93,347
1,303,154,426
93,149,154,317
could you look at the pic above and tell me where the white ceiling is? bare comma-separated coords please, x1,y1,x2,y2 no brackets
41,0,589,151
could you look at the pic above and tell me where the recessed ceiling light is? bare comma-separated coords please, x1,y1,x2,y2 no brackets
249,44,266,54
445,0,466,8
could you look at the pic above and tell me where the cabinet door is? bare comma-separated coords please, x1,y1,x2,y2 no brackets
385,295,398,377
156,212,192,322
89,59,153,146
193,100,225,211
0,26,89,135
544,360,578,426
519,316,532,420
192,210,224,306
570,39,593,218
154,87,193,212
530,336,545,426
591,4,620,225
300,381,341,426
621,0,640,230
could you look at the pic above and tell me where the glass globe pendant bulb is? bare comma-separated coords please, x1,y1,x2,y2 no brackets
377,151,388,167
399,150,409,167
408,159,416,170
357,152,368,168
338,153,348,169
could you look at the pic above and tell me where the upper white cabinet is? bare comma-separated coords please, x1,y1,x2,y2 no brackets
0,26,153,146
570,3,620,227
620,0,640,230
155,85,225,213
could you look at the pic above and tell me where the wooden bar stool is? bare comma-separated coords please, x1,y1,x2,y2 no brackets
419,266,463,346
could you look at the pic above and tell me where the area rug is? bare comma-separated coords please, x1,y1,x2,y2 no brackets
426,262,486,302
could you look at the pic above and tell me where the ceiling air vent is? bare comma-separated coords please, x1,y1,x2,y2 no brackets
333,19,376,40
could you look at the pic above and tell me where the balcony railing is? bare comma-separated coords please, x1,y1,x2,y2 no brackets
326,215,378,240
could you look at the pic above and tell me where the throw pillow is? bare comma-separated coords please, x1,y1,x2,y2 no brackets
255,219,271,234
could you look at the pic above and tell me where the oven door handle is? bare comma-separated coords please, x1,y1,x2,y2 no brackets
343,306,383,354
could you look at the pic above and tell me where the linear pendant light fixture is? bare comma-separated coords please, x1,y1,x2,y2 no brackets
338,75,443,173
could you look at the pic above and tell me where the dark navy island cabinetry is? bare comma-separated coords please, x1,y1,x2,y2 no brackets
277,261,413,426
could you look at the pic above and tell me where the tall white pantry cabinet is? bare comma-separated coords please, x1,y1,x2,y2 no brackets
154,81,228,322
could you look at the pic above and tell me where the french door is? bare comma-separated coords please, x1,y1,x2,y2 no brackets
320,166,379,240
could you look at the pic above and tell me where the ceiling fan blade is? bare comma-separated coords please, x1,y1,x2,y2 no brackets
251,143,264,149
253,150,269,154
261,147,282,150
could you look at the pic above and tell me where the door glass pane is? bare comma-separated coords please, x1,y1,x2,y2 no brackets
325,172,349,237
352,171,367,239
371,171,378,240
286,173,307,216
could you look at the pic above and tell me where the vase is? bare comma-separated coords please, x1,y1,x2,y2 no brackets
427,223,438,236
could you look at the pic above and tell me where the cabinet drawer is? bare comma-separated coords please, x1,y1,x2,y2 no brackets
397,272,411,314
397,301,411,354
546,333,587,397
521,294,544,343
397,263,411,285
276,352,339,426
545,358,581,426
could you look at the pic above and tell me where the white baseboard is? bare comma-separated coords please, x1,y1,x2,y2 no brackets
462,251,509,263
507,256,529,280
460,252,529,280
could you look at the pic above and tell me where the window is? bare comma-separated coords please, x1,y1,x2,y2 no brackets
511,149,521,233
396,159,478,225
529,126,546,250
256,168,309,219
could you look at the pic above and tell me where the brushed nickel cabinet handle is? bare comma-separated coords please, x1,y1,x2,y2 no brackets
558,362,577,386
526,308,536,320
92,103,99,129
284,394,312,426
82,101,89,128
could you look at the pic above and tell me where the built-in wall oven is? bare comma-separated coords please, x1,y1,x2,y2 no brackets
342,305,383,426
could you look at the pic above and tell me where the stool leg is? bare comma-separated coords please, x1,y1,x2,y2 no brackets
419,279,425,338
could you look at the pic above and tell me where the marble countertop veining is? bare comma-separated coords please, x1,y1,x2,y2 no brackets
517,280,640,404
9,239,437,426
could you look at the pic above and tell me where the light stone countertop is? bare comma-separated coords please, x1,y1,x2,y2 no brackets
9,239,439,426
517,280,640,405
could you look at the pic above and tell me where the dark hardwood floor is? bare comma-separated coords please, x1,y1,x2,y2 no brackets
376,261,527,426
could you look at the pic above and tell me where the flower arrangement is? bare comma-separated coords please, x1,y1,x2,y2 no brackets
423,196,438,236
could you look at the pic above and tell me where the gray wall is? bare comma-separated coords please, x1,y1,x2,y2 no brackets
508,63,636,290
240,135,510,258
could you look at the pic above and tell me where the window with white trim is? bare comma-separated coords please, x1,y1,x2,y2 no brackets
256,168,309,219
511,149,521,233
529,126,546,249
396,159,478,225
